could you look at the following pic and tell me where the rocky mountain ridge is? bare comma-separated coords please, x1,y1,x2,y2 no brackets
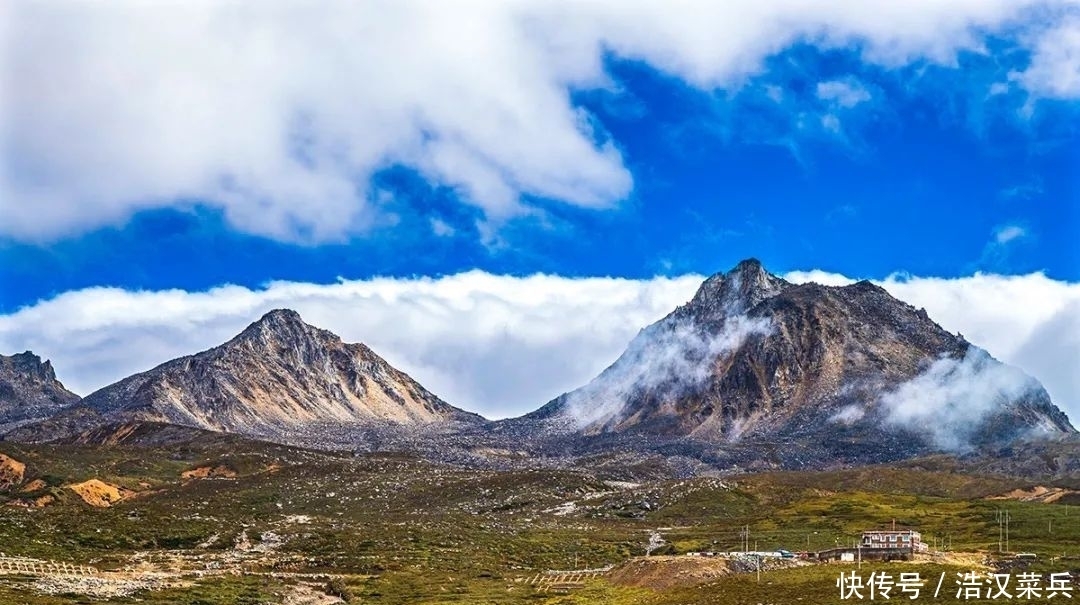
2,261,1074,473
0,352,81,429
528,259,1074,457
8,310,482,444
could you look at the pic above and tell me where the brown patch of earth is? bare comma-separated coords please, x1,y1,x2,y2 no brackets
987,486,1078,504
607,556,737,589
68,479,133,507
0,453,26,489
181,465,238,479
282,583,345,605
20,478,48,492
914,551,993,570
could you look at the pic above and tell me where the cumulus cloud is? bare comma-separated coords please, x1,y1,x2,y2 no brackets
561,314,773,429
880,347,1049,451
1015,14,1080,99
3,1,1078,242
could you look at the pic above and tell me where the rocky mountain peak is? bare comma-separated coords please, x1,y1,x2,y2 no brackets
0,351,81,428
537,260,1074,460
255,307,304,325
10,309,483,444
731,257,765,275
686,258,791,318
7,351,57,381
235,308,323,343
223,309,356,372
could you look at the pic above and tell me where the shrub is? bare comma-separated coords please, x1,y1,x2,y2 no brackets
324,578,352,603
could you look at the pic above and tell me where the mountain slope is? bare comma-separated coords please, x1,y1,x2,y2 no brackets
0,352,81,430
531,259,1074,455
12,309,482,443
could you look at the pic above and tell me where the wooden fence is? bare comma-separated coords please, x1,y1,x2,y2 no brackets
0,555,99,577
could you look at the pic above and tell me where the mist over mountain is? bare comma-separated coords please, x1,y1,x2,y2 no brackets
531,259,1074,456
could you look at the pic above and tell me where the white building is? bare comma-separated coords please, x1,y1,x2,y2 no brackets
860,529,927,553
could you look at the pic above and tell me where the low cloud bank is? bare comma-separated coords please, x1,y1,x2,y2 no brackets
1,269,1077,422
0,272,702,419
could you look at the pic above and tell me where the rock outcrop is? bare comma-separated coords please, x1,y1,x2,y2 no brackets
13,310,482,444
67,479,131,507
0,352,80,429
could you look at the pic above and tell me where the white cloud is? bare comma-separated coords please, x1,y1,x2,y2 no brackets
994,224,1028,244
820,114,843,133
430,218,456,237
972,224,1032,271
2,1,1078,243
880,347,1048,451
814,78,872,138
1015,14,1080,98
1,269,1077,425
816,79,872,108
0,272,703,419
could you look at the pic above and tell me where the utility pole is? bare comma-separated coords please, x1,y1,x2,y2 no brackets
1005,510,1010,553
997,510,1003,553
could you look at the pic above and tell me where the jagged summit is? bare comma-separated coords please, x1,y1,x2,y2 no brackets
238,308,306,335
685,258,792,318
534,259,1074,458
0,351,81,427
228,309,351,365
9,351,54,375
11,310,483,444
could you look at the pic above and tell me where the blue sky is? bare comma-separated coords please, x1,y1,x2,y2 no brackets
3,48,1078,313
2,3,1079,313
1,2,1079,419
